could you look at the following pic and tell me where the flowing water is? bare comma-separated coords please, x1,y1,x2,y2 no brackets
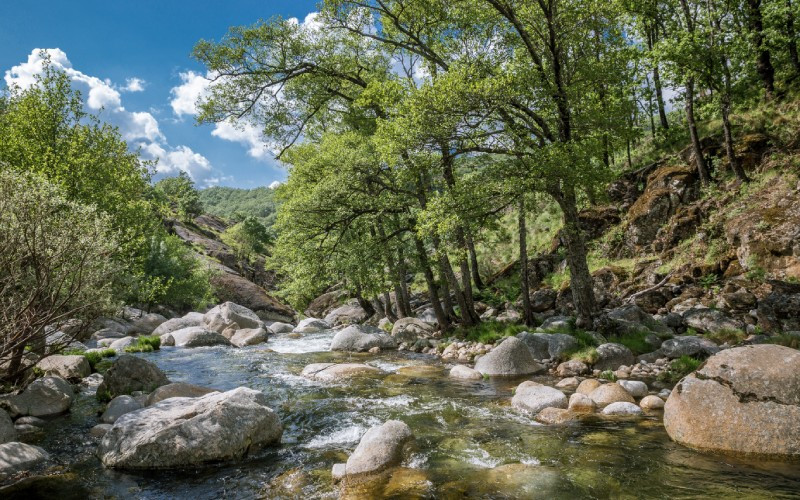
9,330,800,499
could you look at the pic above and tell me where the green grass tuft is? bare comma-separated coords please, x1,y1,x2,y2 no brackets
608,331,653,355
453,321,528,344
658,355,703,384
704,329,747,345
123,335,161,353
599,370,617,382
766,333,800,349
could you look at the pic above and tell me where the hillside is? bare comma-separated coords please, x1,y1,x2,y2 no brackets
197,186,278,227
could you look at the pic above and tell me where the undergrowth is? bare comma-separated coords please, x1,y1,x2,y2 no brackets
453,321,529,344
124,335,161,353
658,355,703,384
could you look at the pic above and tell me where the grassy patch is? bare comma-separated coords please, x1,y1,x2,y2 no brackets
569,346,599,365
453,321,528,344
124,335,161,353
704,329,747,345
766,333,800,349
64,348,117,371
607,331,653,355
658,355,703,384
599,370,617,382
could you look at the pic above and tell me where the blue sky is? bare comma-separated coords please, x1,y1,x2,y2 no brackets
0,0,319,189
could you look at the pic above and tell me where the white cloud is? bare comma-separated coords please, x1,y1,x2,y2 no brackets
6,48,223,187
268,180,282,189
170,70,209,117
211,120,270,160
123,77,146,92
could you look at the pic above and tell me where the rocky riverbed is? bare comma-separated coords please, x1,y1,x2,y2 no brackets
1,317,799,498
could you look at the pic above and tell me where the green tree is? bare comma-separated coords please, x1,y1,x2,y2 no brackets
0,170,119,384
222,216,274,261
153,171,204,220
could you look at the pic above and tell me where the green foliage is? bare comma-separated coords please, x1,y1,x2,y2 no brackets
698,274,720,290
599,370,618,382
75,348,117,371
197,186,278,227
153,172,203,220
124,335,161,353
222,216,273,261
453,321,528,344
609,331,653,355
704,329,747,345
135,233,216,311
569,347,600,365
659,355,703,384
766,333,800,349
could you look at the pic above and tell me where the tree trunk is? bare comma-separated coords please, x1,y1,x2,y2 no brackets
437,261,457,321
466,233,484,291
382,290,397,322
653,65,669,130
396,248,412,317
718,49,749,182
747,0,776,100
685,79,712,185
518,198,534,326
552,185,596,328
354,286,376,318
414,236,449,332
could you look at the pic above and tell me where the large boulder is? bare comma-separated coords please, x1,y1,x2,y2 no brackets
603,305,673,337
293,318,330,334
529,288,557,313
130,313,167,334
330,325,397,352
664,345,800,458
474,337,545,376
0,442,48,478
589,383,635,408
107,336,137,352
391,318,434,344
683,308,744,334
98,387,283,468
593,343,635,371
540,316,574,333
449,365,482,380
170,327,232,348
511,381,568,415
269,322,294,334
101,395,142,424
602,402,643,416
343,420,413,476
324,303,369,326
204,302,262,333
2,376,74,418
301,363,383,381
0,410,15,444
145,382,218,406
229,328,269,347
34,355,90,381
659,336,720,359
516,332,550,359
95,355,169,401
152,315,204,336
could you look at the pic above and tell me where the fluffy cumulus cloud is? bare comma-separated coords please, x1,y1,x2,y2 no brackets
170,70,209,117
4,48,221,186
210,121,271,160
268,180,282,189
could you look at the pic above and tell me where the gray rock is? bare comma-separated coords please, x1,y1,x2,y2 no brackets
516,332,551,359
229,328,269,347
556,360,589,377
511,381,568,414
293,318,330,334
618,380,648,398
449,365,482,380
640,395,665,410
95,355,169,400
664,345,800,457
301,363,383,381
660,335,720,359
108,336,137,352
332,462,346,481
324,303,369,326
330,325,397,352
391,318,434,344
35,355,90,380
145,382,218,406
101,395,143,424
2,376,74,418
546,333,580,359
90,424,113,438
0,442,48,478
475,337,545,377
345,420,413,476
497,308,522,323
683,307,744,334
602,402,643,416
99,387,282,469
170,327,232,348
91,328,126,343
416,308,438,325
204,302,262,333
130,313,167,334
269,322,295,334
13,416,44,427
540,316,574,333
152,315,204,336
530,288,557,313
0,410,15,444
594,343,635,371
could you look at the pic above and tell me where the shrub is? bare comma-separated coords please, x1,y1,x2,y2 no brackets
78,348,117,371
453,321,528,344
658,355,703,384
123,335,161,353
599,370,617,382
0,170,119,384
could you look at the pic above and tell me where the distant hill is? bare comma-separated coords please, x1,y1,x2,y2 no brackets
197,186,278,227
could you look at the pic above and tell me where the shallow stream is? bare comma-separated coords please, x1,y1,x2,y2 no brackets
13,330,800,498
